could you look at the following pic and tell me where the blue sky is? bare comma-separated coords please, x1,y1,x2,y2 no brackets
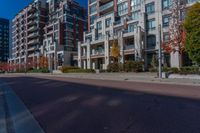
0,0,87,20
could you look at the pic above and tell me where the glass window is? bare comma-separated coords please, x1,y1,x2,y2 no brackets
118,2,128,16
90,15,97,25
128,22,138,32
131,11,140,20
162,15,170,27
163,33,170,42
97,21,102,30
90,4,97,14
162,0,172,10
147,19,156,30
147,35,156,49
90,0,96,4
145,2,155,15
105,18,111,28
131,0,141,10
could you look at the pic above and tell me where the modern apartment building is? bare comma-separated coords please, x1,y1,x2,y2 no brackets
43,0,87,70
0,18,9,62
9,0,87,71
77,0,199,70
9,0,47,68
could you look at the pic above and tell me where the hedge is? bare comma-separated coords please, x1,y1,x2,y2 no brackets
60,66,95,73
163,66,200,75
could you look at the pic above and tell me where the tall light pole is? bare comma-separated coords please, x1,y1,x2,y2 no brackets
158,24,162,78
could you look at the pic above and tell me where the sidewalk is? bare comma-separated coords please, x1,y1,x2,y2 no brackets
2,72,200,86
0,80,44,133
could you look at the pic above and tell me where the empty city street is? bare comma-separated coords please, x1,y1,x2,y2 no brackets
1,75,200,133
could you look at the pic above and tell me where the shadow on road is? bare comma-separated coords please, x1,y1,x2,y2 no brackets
1,76,200,133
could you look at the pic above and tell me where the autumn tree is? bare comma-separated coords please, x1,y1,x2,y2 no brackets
39,56,48,69
184,2,200,65
162,0,186,54
111,39,120,62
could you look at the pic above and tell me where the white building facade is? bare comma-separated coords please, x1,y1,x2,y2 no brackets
78,0,200,70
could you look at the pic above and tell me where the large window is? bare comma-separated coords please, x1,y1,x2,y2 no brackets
105,18,111,28
89,0,96,4
118,2,128,16
145,2,155,15
163,33,170,42
128,22,138,32
147,35,156,49
131,0,141,10
131,11,140,20
90,4,97,14
162,0,172,10
147,19,156,30
162,15,170,27
97,21,102,30
90,15,97,25
187,0,199,4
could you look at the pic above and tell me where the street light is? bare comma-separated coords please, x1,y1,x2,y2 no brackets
158,24,162,79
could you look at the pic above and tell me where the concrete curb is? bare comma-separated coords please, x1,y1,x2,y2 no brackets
0,87,7,133
0,80,45,133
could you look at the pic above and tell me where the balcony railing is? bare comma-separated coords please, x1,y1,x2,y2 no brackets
91,49,105,56
124,45,135,50
27,32,39,38
99,1,114,12
28,39,39,45
114,20,122,25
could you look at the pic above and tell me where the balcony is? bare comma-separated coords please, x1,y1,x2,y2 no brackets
27,20,36,26
124,45,135,50
27,46,39,52
124,44,135,55
27,39,39,45
27,13,37,20
99,1,113,12
28,25,38,32
123,30,135,38
91,49,105,57
27,32,39,39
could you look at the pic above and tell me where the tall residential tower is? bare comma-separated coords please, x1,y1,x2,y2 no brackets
0,18,9,62
43,0,87,70
9,0,47,68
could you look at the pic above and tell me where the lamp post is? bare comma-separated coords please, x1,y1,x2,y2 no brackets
158,24,162,78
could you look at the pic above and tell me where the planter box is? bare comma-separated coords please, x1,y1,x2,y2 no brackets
168,74,200,80
162,72,168,79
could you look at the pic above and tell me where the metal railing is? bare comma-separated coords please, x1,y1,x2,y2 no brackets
99,1,114,12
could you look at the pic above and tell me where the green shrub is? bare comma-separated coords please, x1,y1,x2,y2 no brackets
170,67,180,74
60,66,79,73
163,67,171,72
67,69,95,73
163,66,200,75
124,61,143,72
29,68,49,73
107,63,121,72
179,66,199,75
16,68,26,73
60,66,95,73
149,67,157,72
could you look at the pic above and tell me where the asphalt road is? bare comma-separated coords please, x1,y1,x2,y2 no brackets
1,76,200,133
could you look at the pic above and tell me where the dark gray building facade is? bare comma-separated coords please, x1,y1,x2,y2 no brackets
0,18,9,62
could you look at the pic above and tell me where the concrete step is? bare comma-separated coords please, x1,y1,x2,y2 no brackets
52,70,63,74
